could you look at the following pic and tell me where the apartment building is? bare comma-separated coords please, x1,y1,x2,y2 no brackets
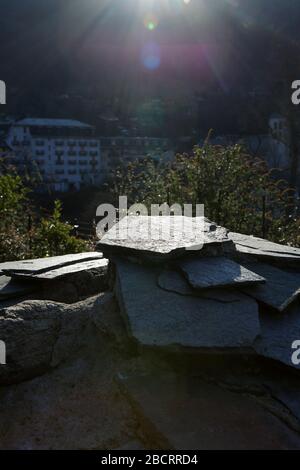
6,118,102,192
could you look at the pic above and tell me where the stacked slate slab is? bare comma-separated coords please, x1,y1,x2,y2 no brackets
0,252,109,304
97,216,300,368
229,232,300,267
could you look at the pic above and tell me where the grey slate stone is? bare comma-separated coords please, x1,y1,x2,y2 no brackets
115,259,260,351
179,256,265,290
0,275,37,299
0,252,103,276
229,232,300,266
157,270,194,296
263,379,300,423
13,258,109,280
157,269,242,302
0,293,111,385
98,216,234,262
254,304,300,368
118,374,300,450
241,261,300,312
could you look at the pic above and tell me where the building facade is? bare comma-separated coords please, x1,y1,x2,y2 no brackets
7,118,103,192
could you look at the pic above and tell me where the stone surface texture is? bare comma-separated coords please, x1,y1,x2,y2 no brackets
118,374,300,450
180,256,265,289
158,269,244,302
0,252,103,275
2,222,300,450
254,303,300,368
241,261,300,311
229,232,300,266
0,293,113,384
14,258,109,280
0,275,37,299
98,216,233,261
115,258,260,351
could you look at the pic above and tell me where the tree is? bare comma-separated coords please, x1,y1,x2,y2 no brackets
112,143,300,247
0,175,89,262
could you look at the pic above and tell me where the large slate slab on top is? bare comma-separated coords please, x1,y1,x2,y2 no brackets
241,261,300,312
229,232,300,265
0,252,103,276
254,304,300,369
11,258,109,280
118,374,300,450
179,257,265,290
98,216,233,261
115,259,260,351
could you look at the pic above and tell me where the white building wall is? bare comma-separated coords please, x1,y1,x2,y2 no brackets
7,123,103,192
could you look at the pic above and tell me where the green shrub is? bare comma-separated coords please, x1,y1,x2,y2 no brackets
0,175,89,262
32,200,88,258
112,143,300,247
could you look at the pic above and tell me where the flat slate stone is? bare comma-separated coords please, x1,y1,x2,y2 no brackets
12,258,109,280
229,232,300,266
0,275,37,300
115,259,260,351
157,270,242,303
263,379,300,423
157,270,194,296
179,257,265,290
118,374,300,449
0,252,103,276
98,216,234,261
254,304,300,368
241,261,300,312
